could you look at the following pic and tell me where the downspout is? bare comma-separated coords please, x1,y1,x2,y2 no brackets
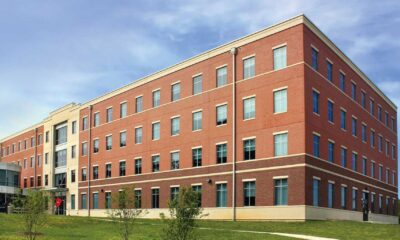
34,128,38,189
87,105,93,216
230,47,237,221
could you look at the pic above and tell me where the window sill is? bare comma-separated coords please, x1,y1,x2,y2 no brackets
192,129,202,133
273,111,287,115
216,124,227,127
243,117,255,122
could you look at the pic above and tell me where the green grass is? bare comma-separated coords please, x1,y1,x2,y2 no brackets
0,213,399,240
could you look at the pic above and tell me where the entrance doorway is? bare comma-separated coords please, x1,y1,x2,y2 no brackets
54,196,66,215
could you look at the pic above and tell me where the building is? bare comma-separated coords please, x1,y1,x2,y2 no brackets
0,162,20,212
0,15,397,223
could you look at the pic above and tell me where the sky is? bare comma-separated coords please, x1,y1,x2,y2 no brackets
0,1,399,185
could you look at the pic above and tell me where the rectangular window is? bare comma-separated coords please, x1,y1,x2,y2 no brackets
81,168,87,181
135,96,143,113
371,162,375,178
313,134,320,158
192,185,202,207
312,90,319,114
152,122,160,140
361,91,366,109
328,182,334,208
379,195,382,213
351,152,357,172
216,183,227,207
392,145,396,160
106,135,112,150
106,107,113,123
82,142,88,156
37,176,41,187
152,155,160,172
341,147,347,167
152,90,161,108
171,152,180,170
94,112,100,127
313,178,320,207
45,175,48,186
216,66,227,87
71,194,75,210
327,101,334,122
371,193,375,213
378,106,382,121
311,47,318,70
328,141,334,163
274,133,288,156
351,82,357,100
352,188,358,210
326,60,332,81
243,139,256,160
340,110,346,130
243,97,255,120
192,148,202,167
385,112,389,127
105,164,112,178
193,75,202,95
171,83,180,101
361,124,367,142
170,187,179,201
82,117,88,130
370,131,375,148
93,193,98,209
216,104,227,125
55,125,67,145
216,143,227,164
45,153,49,164
105,192,112,209
71,145,76,159
339,72,345,91
273,89,287,113
135,190,142,208
171,117,180,136
93,139,99,153
72,121,77,134
119,161,126,176
341,186,347,209
385,140,389,156
135,158,142,175
81,194,87,209
120,102,127,118
120,132,127,147
71,170,76,183
369,99,374,116
274,178,288,205
243,56,255,79
152,188,160,208
93,166,98,180
352,117,357,137
273,46,287,70
362,157,367,175
135,127,142,144
379,165,383,181
378,136,383,152
192,111,202,131
243,181,256,206
386,169,389,184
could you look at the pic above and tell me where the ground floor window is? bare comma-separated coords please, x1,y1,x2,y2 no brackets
313,178,320,207
135,190,141,208
70,194,75,210
192,185,202,207
216,183,227,207
105,192,111,209
243,181,256,206
274,178,288,205
81,194,87,209
152,188,160,208
93,193,98,209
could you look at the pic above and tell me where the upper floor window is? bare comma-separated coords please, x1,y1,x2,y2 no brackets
340,109,346,130
171,83,180,101
135,96,143,113
273,46,287,70
171,117,180,136
135,158,142,174
327,100,334,122
120,132,127,147
243,138,256,160
339,72,345,92
55,125,67,145
82,142,88,156
82,117,88,130
93,139,99,153
328,141,334,163
106,135,112,150
93,112,100,127
351,117,357,137
361,91,366,109
369,99,374,116
192,148,202,167
361,124,367,142
135,127,142,144
171,152,180,170
243,97,255,120
312,90,319,114
192,111,202,131
370,131,375,148
216,104,227,126
193,75,202,95
273,89,287,114
120,102,127,118
351,82,356,100
243,56,255,79
385,112,389,127
119,161,126,176
274,132,288,156
377,106,382,122
45,131,49,142
72,121,77,134
152,155,160,172
152,90,161,108
311,47,318,70
106,163,112,178
152,122,160,140
313,134,320,157
106,107,113,123
326,60,333,81
216,143,227,164
216,66,227,87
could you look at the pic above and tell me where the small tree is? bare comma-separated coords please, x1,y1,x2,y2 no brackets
107,186,143,240
22,190,48,240
161,187,204,240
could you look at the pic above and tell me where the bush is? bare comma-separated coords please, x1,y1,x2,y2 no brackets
21,190,48,240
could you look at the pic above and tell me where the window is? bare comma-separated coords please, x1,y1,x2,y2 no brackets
274,178,288,205
55,125,67,145
152,188,160,208
328,182,334,208
216,66,227,87
386,169,389,184
385,140,389,156
369,99,374,116
171,117,180,136
106,135,112,150
30,157,34,168
243,97,255,120
351,82,356,100
313,134,320,157
120,132,126,147
72,121,77,134
361,125,367,142
311,47,318,70
81,168,87,181
135,127,142,144
106,107,113,123
312,90,319,114
82,142,88,156
362,157,367,175
351,117,357,136
93,193,98,209
71,145,76,159
119,161,126,176
216,183,227,207
385,112,389,126
105,164,112,178
37,176,41,187
152,122,160,140
243,181,256,206
23,158,26,169
31,137,35,147
341,147,347,167
273,46,287,70
379,165,383,181
361,91,366,109
313,178,320,206
93,112,100,127
71,194,75,210
371,193,375,213
135,158,142,174
105,192,112,209
192,111,202,131
243,56,255,79
170,187,179,201
152,90,160,107
216,104,227,125
273,89,287,113
339,72,345,91
71,170,76,183
371,162,375,178
135,190,142,208
193,75,202,95
38,135,43,145
171,152,180,170
378,135,383,152
81,194,87,209
379,195,383,213
82,117,88,130
328,141,334,163
120,102,127,118
378,106,382,121
216,143,227,164
274,133,288,156
171,83,180,101
192,185,202,207
24,178,27,188
341,186,347,209
93,139,99,153
192,148,202,167
351,152,357,171
340,110,346,130
326,60,333,81
243,139,256,160
45,175,48,186
135,96,143,113
352,188,358,210
30,177,34,187
327,101,334,122
55,149,67,168
152,155,160,172
392,145,396,160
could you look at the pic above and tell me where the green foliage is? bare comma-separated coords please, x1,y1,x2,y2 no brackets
161,187,204,240
21,190,48,240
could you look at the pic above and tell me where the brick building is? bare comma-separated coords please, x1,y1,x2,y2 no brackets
0,15,398,223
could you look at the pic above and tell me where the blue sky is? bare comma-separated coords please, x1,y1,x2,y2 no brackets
0,1,399,186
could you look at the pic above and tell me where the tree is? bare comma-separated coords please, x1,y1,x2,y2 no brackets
107,186,143,240
161,187,205,240
21,190,48,240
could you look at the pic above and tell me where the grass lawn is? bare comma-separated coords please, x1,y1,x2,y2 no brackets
0,213,399,240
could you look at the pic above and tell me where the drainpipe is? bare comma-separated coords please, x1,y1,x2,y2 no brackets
87,105,92,216
230,47,237,221
34,128,38,189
